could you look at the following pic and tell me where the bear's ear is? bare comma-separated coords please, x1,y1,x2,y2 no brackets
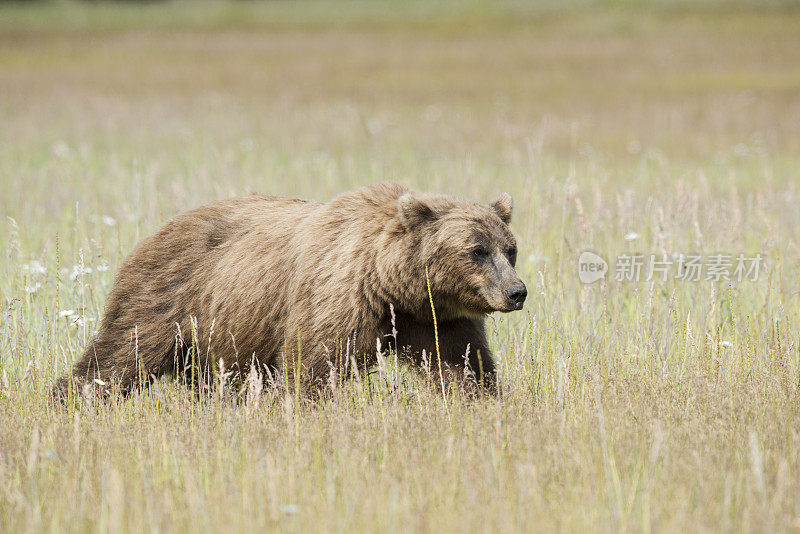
491,192,513,224
397,193,436,229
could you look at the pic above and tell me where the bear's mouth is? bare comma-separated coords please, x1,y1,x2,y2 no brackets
480,295,525,314
498,301,524,313
484,297,526,314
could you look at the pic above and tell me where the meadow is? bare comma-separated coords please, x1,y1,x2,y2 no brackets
1,1,800,531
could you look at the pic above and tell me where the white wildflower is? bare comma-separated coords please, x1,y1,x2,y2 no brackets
72,316,88,328
101,216,117,227
70,265,92,281
59,309,76,318
624,232,640,241
366,118,382,135
51,141,70,158
23,260,47,276
527,254,550,263
25,283,41,294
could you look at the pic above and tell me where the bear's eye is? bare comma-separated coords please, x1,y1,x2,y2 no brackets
471,247,490,259
507,246,517,258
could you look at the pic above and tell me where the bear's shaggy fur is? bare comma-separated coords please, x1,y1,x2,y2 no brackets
54,182,526,397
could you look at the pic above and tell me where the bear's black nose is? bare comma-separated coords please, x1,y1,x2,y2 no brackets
505,284,527,308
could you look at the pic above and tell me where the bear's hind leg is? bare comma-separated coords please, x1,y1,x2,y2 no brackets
53,323,177,401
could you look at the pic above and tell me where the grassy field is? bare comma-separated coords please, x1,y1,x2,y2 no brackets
2,1,800,532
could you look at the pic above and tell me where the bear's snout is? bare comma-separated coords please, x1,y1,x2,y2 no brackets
504,284,527,310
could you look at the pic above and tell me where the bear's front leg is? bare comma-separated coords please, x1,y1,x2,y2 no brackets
394,317,497,394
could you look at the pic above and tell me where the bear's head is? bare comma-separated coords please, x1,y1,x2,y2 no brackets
397,191,527,317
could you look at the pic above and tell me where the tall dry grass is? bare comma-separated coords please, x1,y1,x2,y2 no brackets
1,1,800,532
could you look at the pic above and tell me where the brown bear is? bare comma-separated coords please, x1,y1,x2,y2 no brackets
53,182,526,398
